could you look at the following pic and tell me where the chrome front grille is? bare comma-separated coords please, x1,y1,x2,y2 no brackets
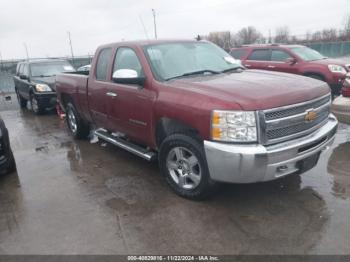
261,94,331,145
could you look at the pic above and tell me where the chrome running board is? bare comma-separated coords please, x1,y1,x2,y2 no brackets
94,128,157,161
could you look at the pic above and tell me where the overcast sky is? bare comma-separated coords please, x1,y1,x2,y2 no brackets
0,0,349,60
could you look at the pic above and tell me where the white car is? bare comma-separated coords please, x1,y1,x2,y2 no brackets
332,76,350,125
77,64,91,72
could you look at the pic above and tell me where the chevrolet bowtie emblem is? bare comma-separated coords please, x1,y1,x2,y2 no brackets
305,110,317,122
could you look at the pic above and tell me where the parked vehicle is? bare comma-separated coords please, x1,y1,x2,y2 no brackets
0,116,16,175
56,40,338,200
13,59,75,114
230,44,350,95
332,74,350,124
77,64,91,73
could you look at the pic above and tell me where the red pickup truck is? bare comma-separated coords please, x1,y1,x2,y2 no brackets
230,44,350,95
56,40,338,200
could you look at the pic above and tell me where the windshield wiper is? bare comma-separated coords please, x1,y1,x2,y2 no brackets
165,70,220,81
221,66,244,73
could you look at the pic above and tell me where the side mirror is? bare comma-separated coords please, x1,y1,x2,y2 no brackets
286,57,297,65
112,69,145,86
20,74,28,80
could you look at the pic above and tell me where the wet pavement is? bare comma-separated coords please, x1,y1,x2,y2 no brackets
0,95,350,255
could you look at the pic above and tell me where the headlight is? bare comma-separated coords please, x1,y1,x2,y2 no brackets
35,84,52,92
211,110,257,142
328,64,347,74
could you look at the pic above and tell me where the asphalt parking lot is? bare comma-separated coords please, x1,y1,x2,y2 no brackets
0,94,350,255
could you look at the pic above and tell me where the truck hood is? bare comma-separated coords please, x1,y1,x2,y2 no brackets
31,76,57,91
167,70,330,110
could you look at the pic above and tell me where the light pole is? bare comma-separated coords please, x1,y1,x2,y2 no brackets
67,31,75,65
23,43,29,60
152,9,158,39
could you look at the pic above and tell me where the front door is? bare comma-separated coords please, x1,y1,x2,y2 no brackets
106,47,155,145
267,49,299,74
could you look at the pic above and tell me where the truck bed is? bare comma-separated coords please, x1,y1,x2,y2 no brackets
55,73,91,122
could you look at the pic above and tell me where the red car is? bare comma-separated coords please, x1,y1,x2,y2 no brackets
230,44,350,95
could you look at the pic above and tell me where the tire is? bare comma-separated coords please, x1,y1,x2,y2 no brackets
159,133,219,200
66,102,89,139
0,150,16,175
30,94,44,115
16,89,27,108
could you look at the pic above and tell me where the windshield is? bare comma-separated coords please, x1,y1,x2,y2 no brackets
30,62,75,77
291,47,326,61
144,42,242,81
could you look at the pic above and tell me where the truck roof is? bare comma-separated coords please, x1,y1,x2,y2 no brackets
20,59,70,65
98,39,205,49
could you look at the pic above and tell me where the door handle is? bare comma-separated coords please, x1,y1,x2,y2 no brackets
245,64,251,67
267,65,276,68
106,92,118,97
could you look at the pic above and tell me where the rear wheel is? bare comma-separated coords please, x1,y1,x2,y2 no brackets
159,134,219,200
30,94,44,115
16,89,27,108
66,102,89,139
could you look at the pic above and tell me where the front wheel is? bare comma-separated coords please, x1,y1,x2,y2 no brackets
66,102,89,139
30,94,44,114
159,134,219,200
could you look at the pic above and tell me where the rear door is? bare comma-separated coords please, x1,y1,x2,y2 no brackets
106,46,155,145
19,64,31,99
244,49,271,70
267,49,299,74
87,47,114,128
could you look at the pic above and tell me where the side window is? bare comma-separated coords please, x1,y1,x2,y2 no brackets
230,49,248,59
271,50,292,62
95,48,112,81
22,64,29,77
247,49,271,61
17,64,23,76
113,47,143,77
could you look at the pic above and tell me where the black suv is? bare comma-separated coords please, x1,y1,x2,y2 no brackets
14,59,75,114
0,116,15,175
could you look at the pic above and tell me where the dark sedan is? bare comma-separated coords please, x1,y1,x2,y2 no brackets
0,116,15,175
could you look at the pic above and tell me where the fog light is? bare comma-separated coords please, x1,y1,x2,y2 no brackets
277,165,288,173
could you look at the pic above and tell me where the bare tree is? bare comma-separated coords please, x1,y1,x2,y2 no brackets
274,26,290,43
207,31,232,50
321,28,338,41
235,26,263,45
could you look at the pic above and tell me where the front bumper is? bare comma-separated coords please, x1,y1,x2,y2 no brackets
33,91,57,109
204,115,338,183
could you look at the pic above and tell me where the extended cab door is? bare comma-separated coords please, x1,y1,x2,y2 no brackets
106,46,155,145
243,49,271,70
267,49,299,74
87,47,114,128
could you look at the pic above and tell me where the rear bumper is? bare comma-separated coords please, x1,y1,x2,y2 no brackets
204,114,338,183
332,96,350,125
34,91,57,108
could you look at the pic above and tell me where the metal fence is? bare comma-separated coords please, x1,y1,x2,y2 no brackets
307,41,350,58
0,72,15,93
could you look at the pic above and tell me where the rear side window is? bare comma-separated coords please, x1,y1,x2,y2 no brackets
17,64,23,75
230,49,248,59
248,49,270,61
95,48,112,81
22,64,29,77
271,50,292,62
